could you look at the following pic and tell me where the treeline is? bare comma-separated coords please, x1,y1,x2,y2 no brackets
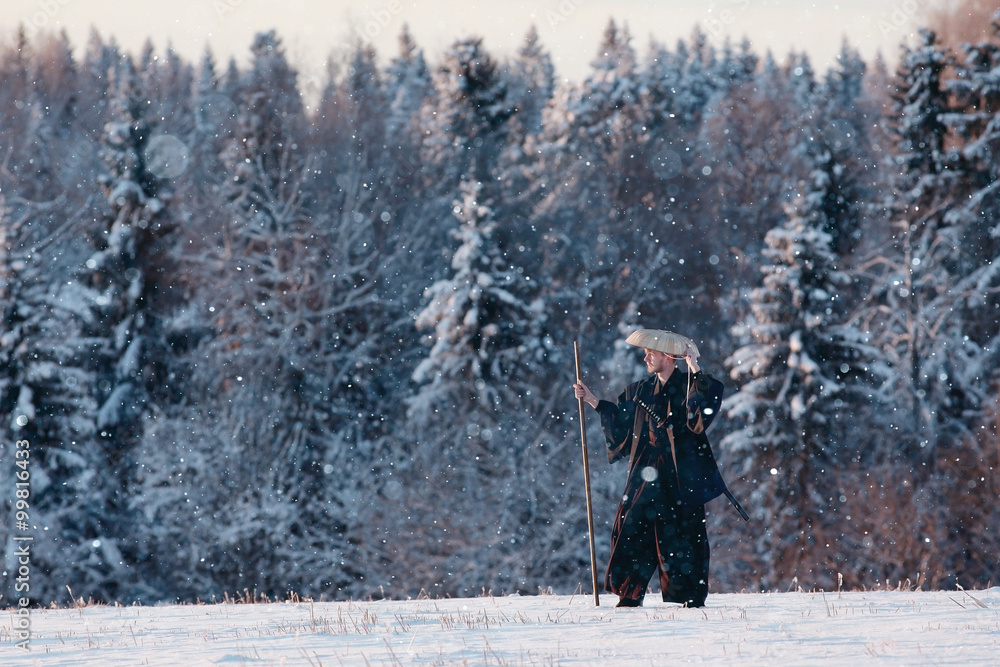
0,18,998,605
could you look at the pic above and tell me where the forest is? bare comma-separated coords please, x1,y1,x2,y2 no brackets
1,8,999,606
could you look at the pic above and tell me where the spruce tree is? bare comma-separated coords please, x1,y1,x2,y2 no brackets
421,36,514,186
406,179,558,594
723,151,866,589
0,195,105,603
862,29,973,463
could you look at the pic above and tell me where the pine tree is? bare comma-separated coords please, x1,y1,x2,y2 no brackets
787,51,818,107
410,180,547,424
723,155,866,589
713,37,758,96
947,23,1000,279
76,28,120,136
816,41,876,257
17,30,78,199
0,27,33,156
0,193,106,603
191,46,236,186
670,26,719,124
499,24,555,185
904,20,1000,587
530,19,647,343
88,55,176,436
342,40,394,252
73,53,178,599
700,50,806,265
507,25,555,136
406,179,558,594
385,25,431,154
421,36,514,185
859,29,983,464
2,50,177,603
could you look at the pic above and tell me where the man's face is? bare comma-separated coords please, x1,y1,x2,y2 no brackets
643,348,676,376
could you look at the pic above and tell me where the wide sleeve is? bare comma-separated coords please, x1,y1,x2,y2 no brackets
595,389,638,464
685,371,725,434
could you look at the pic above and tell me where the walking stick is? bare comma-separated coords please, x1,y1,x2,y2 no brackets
573,341,600,606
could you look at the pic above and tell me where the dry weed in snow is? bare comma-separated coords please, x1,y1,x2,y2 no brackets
1,588,998,665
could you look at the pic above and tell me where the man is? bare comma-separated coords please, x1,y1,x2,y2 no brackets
573,329,746,608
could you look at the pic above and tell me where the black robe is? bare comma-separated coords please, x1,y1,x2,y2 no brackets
595,369,730,607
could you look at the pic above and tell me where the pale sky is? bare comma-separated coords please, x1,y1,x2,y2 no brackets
4,0,931,98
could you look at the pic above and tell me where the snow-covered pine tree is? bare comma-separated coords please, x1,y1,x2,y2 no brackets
905,20,1000,587
787,51,818,109
87,54,175,448
75,28,121,140
700,49,808,271
72,52,180,599
15,30,77,200
858,29,984,464
529,19,647,349
421,36,514,186
385,24,432,159
0,30,124,604
814,42,872,257
497,24,554,186
406,179,560,595
411,33,518,325
189,46,238,198
671,26,720,126
808,146,861,261
824,40,867,116
833,26,1000,590
491,26,556,290
506,25,555,137
343,40,394,252
193,46,222,131
0,191,107,603
712,37,758,98
552,18,642,179
642,37,685,127
723,151,866,590
5,49,179,603
410,179,547,433
146,43,194,135
944,22,1000,313
0,27,33,158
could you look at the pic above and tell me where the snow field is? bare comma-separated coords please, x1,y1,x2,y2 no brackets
2,588,998,665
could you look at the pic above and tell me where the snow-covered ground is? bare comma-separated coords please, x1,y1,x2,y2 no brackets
3,588,999,665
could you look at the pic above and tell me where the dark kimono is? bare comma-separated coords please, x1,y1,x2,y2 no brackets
595,369,730,607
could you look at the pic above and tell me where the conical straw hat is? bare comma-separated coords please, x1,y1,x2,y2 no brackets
625,329,699,357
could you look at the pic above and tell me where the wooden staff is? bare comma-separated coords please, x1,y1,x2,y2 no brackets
573,340,600,606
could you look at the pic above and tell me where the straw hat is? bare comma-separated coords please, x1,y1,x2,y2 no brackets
625,329,699,358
